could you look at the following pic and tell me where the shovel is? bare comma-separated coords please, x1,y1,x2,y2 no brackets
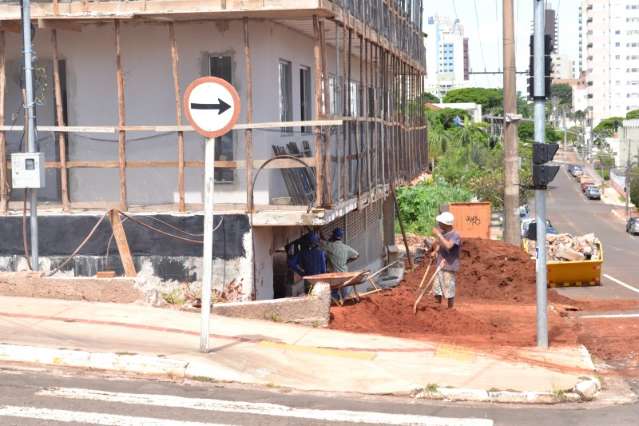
417,258,434,291
413,261,444,315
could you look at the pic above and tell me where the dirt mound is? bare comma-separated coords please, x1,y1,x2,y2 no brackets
330,238,576,346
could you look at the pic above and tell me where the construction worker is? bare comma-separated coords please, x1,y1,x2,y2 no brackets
431,212,461,309
321,228,359,300
321,228,359,273
287,232,327,294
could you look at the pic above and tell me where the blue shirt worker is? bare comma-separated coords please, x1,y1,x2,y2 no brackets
287,232,327,294
431,212,462,309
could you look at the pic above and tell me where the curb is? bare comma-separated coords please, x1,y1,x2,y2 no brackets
411,377,601,404
0,343,601,404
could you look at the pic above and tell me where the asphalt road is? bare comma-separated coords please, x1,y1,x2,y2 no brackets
0,366,638,426
544,164,639,300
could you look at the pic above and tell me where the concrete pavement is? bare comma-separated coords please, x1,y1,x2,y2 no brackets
0,295,598,402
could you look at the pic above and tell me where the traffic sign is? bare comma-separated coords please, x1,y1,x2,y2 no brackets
183,76,240,138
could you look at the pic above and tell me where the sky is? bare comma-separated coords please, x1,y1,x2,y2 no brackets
424,0,581,91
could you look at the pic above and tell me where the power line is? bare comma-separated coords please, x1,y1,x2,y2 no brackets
473,0,487,71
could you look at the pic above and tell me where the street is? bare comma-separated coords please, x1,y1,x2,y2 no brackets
545,164,639,300
0,366,638,426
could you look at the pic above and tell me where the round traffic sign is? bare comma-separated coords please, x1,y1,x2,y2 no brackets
183,76,241,138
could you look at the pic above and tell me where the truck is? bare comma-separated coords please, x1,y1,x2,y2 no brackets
579,176,596,193
523,237,603,288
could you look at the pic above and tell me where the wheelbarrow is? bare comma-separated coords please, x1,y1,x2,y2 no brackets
303,271,369,305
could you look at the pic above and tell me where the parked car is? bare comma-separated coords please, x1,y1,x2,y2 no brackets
585,186,601,200
627,217,639,235
570,165,583,178
521,218,558,239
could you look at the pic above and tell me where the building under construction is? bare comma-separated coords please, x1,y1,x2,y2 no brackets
0,0,427,300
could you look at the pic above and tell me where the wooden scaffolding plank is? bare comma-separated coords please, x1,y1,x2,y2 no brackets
312,15,324,207
108,209,136,277
243,18,255,212
51,29,70,211
0,31,6,214
168,22,186,213
114,20,127,211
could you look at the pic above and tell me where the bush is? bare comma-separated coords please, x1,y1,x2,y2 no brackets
630,167,639,207
396,179,472,235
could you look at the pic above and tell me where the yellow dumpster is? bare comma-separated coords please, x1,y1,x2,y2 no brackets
523,240,603,288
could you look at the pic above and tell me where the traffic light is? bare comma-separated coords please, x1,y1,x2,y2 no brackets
532,142,560,189
527,35,553,100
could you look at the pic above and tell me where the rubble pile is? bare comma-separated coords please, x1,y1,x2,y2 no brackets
529,233,601,262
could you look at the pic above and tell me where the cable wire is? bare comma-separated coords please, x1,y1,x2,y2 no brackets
473,0,487,71
119,211,223,245
46,213,108,277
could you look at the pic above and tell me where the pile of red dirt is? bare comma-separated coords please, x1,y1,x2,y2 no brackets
330,238,575,346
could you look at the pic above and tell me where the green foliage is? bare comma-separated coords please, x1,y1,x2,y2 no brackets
550,84,573,107
428,108,470,130
517,121,562,143
595,152,615,181
517,95,533,118
443,88,503,113
627,109,639,120
631,167,639,207
594,116,624,138
422,92,440,103
396,179,472,235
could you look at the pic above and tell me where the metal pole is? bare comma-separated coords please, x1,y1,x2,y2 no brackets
200,137,216,352
21,0,38,270
627,134,632,221
502,0,520,245
533,0,548,348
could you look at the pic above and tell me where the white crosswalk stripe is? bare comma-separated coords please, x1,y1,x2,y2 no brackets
35,387,494,426
0,405,232,426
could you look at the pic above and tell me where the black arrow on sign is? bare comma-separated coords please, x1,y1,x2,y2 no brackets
191,98,231,115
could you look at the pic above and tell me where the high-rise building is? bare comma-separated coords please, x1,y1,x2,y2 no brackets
580,0,639,125
551,54,576,81
425,16,470,97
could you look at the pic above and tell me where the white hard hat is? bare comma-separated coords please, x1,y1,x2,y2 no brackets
436,211,455,226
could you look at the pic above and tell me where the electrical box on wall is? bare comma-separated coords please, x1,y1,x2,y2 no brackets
11,152,46,189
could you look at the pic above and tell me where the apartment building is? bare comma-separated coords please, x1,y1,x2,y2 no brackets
580,0,639,125
0,0,427,300
424,15,469,97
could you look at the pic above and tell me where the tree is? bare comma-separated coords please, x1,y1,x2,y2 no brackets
442,88,503,113
550,83,573,107
594,116,624,138
627,109,639,120
517,121,561,143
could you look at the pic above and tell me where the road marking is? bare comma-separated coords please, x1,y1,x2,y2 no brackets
604,274,639,295
37,387,494,426
580,313,639,319
0,405,229,426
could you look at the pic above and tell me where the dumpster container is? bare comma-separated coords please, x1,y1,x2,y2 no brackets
448,202,491,239
523,239,603,288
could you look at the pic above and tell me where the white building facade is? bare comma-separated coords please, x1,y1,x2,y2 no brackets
424,16,469,97
580,0,639,126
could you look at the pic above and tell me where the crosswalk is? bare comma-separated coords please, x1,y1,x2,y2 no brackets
0,386,495,426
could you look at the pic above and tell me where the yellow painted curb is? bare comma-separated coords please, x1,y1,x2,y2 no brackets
258,341,376,361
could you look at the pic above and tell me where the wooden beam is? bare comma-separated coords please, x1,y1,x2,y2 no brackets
243,18,254,213
312,15,324,207
319,19,331,207
8,158,316,170
114,20,127,211
51,29,70,211
168,22,185,213
0,31,6,214
108,209,136,278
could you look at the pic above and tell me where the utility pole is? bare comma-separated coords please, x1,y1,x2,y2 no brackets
627,135,632,221
21,0,39,270
502,0,520,246
533,0,548,348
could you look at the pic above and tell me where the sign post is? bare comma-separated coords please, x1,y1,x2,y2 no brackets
183,77,240,353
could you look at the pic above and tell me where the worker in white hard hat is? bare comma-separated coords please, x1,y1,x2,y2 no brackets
430,211,462,309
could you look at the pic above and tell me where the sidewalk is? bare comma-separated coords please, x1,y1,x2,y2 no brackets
0,296,600,402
